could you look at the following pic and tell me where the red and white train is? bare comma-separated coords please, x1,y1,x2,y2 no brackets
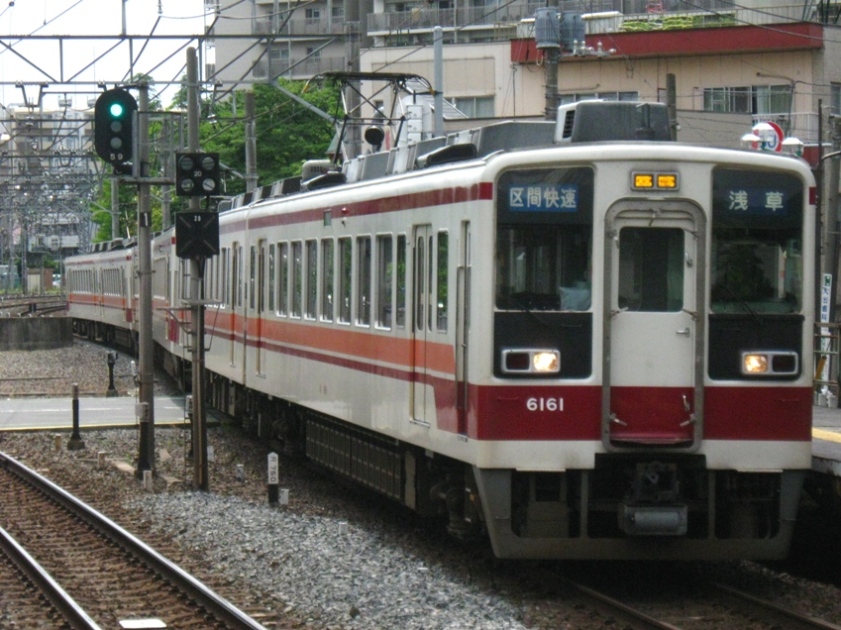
67,101,816,560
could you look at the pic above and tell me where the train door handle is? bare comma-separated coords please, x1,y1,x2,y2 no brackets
676,328,690,336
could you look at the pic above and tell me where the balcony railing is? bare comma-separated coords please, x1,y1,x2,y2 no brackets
368,2,542,34
252,55,348,80
253,16,350,37
368,1,818,40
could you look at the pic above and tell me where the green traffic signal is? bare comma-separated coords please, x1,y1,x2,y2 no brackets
94,88,137,173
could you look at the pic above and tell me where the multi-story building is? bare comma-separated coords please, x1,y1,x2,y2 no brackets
210,0,841,163
0,103,96,289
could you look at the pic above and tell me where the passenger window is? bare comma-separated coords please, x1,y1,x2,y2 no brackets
377,235,393,329
321,239,334,321
291,241,303,318
249,245,257,310
268,244,276,312
396,235,406,328
305,239,318,319
357,236,372,326
437,231,448,331
277,242,289,316
338,237,352,323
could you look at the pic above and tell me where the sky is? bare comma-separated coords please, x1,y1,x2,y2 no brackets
0,0,212,110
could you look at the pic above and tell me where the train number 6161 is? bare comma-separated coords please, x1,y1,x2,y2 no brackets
526,397,564,412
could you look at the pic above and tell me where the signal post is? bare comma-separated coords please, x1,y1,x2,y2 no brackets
94,82,156,477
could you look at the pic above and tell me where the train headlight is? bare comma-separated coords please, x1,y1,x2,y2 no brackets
742,353,768,374
533,351,560,373
741,351,799,376
502,349,560,374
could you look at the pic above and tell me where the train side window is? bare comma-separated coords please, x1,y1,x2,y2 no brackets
222,248,230,307
396,234,407,328
357,236,372,326
416,234,425,331
376,234,393,329
268,244,276,312
305,239,318,319
249,245,257,310
321,239,334,322
291,241,303,318
437,231,448,332
277,242,289,316
338,237,352,324
235,244,244,308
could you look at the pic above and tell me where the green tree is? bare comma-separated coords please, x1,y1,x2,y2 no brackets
199,79,341,196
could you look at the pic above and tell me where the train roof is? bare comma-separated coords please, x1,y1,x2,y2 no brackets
220,100,674,213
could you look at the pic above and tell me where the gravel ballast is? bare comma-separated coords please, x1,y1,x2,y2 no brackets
4,339,841,629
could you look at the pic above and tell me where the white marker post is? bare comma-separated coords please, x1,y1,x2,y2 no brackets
267,452,279,504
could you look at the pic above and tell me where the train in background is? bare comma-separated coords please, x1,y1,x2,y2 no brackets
67,100,816,560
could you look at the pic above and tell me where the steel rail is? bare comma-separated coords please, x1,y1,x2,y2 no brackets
0,451,267,630
0,525,103,630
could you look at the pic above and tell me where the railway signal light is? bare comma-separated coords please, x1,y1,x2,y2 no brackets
94,88,137,174
175,152,221,197
175,211,219,259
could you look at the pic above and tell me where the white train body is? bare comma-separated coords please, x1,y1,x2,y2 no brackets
68,102,816,560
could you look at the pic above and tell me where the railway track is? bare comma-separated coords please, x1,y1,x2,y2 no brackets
0,450,267,629
557,573,841,629
0,293,67,316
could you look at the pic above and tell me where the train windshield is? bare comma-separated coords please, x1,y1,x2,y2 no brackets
495,167,594,312
711,168,804,314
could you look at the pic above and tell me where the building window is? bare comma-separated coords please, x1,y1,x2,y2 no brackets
833,83,841,116
559,91,639,106
703,85,791,115
703,86,751,113
754,84,792,115
452,96,494,118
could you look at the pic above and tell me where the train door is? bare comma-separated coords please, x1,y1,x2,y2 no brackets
455,222,471,436
412,224,433,423
602,201,706,449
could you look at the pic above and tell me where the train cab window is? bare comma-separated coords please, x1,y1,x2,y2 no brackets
291,241,303,318
496,167,594,312
496,225,591,311
321,239,334,322
338,237,352,323
376,235,393,329
305,239,318,319
618,227,684,312
711,168,803,314
357,236,372,326
268,244,276,312
277,242,289,316
396,234,407,328
437,231,448,331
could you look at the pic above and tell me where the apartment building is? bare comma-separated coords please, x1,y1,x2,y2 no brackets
209,1,841,161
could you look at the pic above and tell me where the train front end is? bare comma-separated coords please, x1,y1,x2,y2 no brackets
474,136,815,560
